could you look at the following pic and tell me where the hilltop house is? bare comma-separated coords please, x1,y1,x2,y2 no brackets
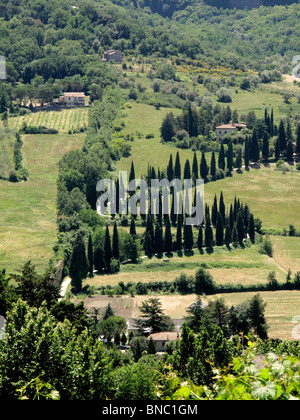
59,92,86,107
103,50,123,63
216,123,247,142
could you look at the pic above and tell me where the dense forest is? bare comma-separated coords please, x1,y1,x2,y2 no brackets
0,0,299,88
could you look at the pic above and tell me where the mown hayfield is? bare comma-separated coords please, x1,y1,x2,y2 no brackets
272,236,300,274
0,133,85,274
7,107,89,133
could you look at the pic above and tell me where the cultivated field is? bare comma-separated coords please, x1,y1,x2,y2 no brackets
8,107,89,133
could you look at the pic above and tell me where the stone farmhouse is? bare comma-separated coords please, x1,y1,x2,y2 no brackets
59,92,86,107
103,49,123,63
216,123,247,142
147,332,181,352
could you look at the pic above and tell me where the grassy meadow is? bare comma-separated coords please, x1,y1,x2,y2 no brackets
0,132,84,274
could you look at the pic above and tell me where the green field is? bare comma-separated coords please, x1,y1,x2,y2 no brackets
0,133,84,274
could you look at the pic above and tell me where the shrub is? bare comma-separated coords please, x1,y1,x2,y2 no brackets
216,87,233,103
259,236,273,257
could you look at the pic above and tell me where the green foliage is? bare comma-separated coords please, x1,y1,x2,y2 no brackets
0,299,111,400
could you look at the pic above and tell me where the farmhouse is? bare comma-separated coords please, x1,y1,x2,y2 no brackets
59,92,86,107
147,332,181,352
216,123,247,142
103,49,123,63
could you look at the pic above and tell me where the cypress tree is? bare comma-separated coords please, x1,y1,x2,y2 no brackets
184,159,191,180
216,212,224,246
243,204,250,233
164,216,173,253
286,119,293,143
69,232,89,292
278,120,286,152
270,108,274,137
296,125,300,155
262,131,269,161
144,231,153,258
210,150,216,178
104,225,112,271
286,141,294,161
232,225,238,243
88,234,94,277
225,225,231,247
227,141,233,172
112,221,119,261
205,214,214,249
115,178,120,216
184,222,193,251
235,147,242,169
160,112,176,142
130,217,136,236
154,220,164,254
129,161,135,184
249,213,255,243
229,204,234,231
233,196,238,221
170,188,177,226
200,151,209,180
146,214,154,245
94,244,104,274
167,154,174,181
176,213,183,251
174,151,181,179
218,142,225,171
192,152,198,184
251,129,260,163
219,192,226,225
212,194,218,227
236,208,245,244
244,136,250,168
197,226,203,250
275,137,281,160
